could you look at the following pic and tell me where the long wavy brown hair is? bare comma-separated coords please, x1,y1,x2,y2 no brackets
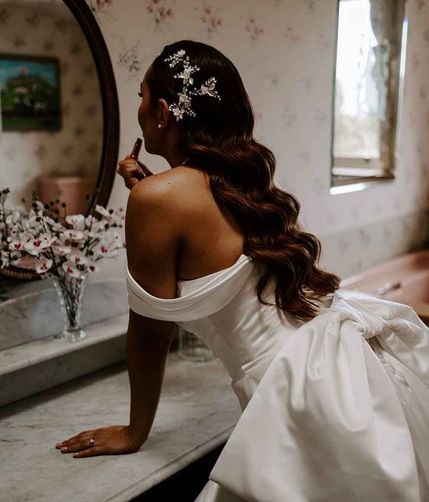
147,40,341,322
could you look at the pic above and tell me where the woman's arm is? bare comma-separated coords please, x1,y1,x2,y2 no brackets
55,171,187,457
126,310,174,447
124,173,187,446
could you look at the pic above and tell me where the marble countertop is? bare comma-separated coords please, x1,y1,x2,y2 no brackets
0,353,241,501
0,314,128,376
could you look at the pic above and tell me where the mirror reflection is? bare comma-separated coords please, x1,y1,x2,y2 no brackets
0,0,103,212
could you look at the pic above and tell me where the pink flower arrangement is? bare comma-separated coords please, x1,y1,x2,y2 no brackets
0,188,124,279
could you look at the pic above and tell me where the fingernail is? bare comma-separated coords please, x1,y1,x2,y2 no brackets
61,447,67,452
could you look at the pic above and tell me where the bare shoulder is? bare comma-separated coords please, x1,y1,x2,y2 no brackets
130,166,208,203
125,165,210,252
128,166,210,225
124,166,210,298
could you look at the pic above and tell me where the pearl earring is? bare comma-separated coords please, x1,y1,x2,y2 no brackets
157,124,162,129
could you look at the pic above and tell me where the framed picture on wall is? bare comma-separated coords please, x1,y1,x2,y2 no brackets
0,54,61,131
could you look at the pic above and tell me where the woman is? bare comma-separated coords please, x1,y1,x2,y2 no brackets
56,41,429,501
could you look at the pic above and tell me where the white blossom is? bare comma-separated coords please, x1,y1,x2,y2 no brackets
63,229,86,243
88,261,99,273
93,242,111,257
9,239,25,252
35,257,53,274
23,234,55,256
69,252,88,267
65,214,85,231
52,242,72,257
62,261,83,278
95,205,110,218
0,188,124,282
44,217,65,233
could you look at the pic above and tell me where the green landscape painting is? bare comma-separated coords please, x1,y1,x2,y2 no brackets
0,55,60,131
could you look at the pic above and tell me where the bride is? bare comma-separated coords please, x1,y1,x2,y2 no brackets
56,40,429,501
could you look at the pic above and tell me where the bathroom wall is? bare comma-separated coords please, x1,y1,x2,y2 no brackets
89,0,429,280
0,1,103,205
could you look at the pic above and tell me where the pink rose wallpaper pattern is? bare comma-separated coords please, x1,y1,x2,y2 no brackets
0,3,103,206
87,0,429,279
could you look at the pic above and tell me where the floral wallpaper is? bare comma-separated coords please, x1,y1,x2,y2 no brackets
90,0,428,279
0,1,103,207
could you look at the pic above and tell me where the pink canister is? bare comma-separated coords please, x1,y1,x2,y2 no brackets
36,175,96,215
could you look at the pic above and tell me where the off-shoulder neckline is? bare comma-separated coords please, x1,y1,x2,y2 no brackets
178,253,248,284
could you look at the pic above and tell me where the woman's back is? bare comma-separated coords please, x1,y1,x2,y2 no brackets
156,165,245,282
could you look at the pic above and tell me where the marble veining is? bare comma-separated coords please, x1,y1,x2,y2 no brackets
0,354,241,501
1,345,128,409
0,314,129,406
0,280,128,351
0,315,128,376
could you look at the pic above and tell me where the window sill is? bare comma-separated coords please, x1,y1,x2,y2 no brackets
330,174,395,195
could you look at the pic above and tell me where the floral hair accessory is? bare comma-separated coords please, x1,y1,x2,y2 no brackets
163,49,221,121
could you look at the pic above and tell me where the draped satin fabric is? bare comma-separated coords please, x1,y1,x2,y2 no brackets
126,254,255,322
126,255,429,501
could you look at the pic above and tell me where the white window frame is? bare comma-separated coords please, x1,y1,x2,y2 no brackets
330,0,409,191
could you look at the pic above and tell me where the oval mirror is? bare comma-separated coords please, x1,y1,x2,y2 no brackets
0,0,119,281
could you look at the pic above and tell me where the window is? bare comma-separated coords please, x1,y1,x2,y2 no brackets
330,0,408,189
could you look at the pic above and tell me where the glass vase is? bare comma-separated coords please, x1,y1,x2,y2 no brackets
53,273,87,342
177,325,213,362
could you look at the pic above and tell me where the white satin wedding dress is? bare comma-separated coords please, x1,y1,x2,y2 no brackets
126,253,429,501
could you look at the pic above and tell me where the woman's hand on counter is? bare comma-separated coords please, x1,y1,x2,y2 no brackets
55,424,144,458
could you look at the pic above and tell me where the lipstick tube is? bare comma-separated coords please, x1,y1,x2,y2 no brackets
130,138,142,159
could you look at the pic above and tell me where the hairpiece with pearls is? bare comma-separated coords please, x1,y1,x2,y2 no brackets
163,49,221,121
